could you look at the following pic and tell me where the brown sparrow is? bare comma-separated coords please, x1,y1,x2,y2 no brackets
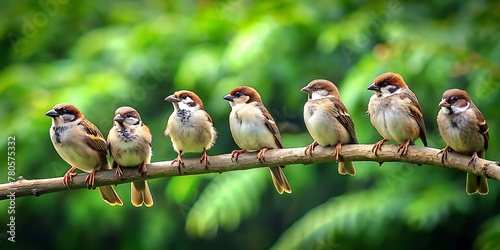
45,103,123,206
164,91,217,172
367,72,427,156
301,79,358,176
437,89,489,195
108,106,154,207
223,86,292,194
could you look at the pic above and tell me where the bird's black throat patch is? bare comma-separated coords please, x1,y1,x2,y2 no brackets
118,128,135,142
177,109,192,124
53,126,68,144
450,120,458,128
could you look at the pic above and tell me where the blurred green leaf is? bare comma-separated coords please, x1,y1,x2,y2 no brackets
186,170,266,238
1,0,500,249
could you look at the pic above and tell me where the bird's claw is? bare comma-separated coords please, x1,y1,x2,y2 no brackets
257,148,269,164
231,149,246,162
304,141,319,156
372,139,388,157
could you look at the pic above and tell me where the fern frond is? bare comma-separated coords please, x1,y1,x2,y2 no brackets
186,169,267,237
272,180,465,249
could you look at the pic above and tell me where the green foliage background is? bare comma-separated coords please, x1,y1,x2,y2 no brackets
1,0,500,249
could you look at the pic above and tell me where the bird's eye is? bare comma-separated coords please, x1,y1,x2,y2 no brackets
450,96,459,102
181,94,187,99
381,82,388,87
126,114,132,118
60,109,67,115
235,92,243,97
313,87,319,91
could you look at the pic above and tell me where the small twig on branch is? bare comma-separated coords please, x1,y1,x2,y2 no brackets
1,144,499,200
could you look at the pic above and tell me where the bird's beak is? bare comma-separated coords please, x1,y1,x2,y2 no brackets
438,99,450,108
165,95,179,103
223,94,234,102
300,87,311,93
45,109,59,118
113,114,125,122
367,83,380,91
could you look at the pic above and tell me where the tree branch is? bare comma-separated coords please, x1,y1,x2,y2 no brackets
1,144,499,200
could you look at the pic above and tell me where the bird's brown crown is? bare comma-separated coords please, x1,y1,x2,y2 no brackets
306,79,340,98
373,72,407,88
442,89,471,107
115,106,141,121
174,90,204,108
229,86,262,103
53,103,84,119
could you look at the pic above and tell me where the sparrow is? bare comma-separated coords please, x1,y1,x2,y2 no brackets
164,90,217,172
45,103,123,206
301,79,358,176
223,86,292,194
367,72,427,156
437,89,489,195
107,106,154,207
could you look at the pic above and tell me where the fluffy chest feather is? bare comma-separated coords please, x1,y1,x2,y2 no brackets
166,109,215,153
368,94,420,143
230,103,278,150
304,101,350,146
437,109,484,155
49,122,103,172
110,128,150,166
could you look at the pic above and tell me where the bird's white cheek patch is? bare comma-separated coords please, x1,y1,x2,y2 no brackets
178,102,199,111
62,114,75,121
310,91,330,100
392,88,403,94
451,102,470,114
380,87,402,97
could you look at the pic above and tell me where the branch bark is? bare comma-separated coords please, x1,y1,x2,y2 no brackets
1,144,499,200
